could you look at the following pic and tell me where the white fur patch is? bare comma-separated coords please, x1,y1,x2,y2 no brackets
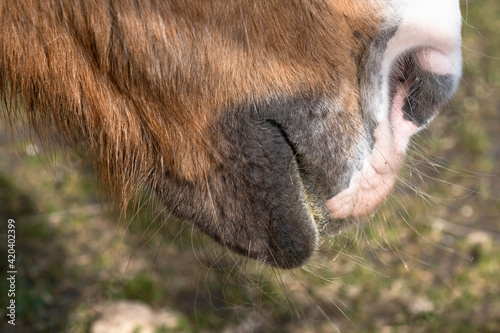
385,0,462,75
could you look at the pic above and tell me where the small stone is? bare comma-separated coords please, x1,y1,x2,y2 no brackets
408,296,434,315
91,300,179,333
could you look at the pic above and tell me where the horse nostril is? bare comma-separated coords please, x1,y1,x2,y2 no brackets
382,0,462,123
391,53,417,87
389,50,459,126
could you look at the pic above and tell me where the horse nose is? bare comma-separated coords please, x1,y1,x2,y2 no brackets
384,0,462,126
384,0,462,78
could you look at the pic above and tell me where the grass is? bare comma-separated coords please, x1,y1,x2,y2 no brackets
1,0,500,332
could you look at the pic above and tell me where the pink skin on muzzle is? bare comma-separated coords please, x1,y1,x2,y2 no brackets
326,83,418,218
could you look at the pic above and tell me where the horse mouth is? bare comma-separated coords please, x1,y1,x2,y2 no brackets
326,50,460,220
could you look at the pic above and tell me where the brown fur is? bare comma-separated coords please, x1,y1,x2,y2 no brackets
0,0,383,267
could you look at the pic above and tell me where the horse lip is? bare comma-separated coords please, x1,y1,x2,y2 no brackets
264,118,332,225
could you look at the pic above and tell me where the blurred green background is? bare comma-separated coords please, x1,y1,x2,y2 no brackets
1,1,499,332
